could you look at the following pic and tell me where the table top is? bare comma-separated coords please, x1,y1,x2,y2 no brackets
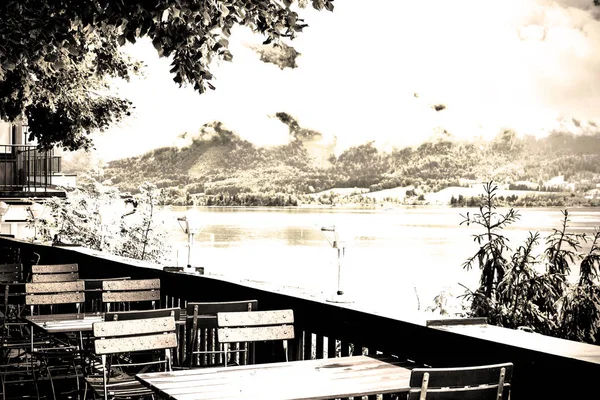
136,355,412,400
25,310,187,333
25,313,104,333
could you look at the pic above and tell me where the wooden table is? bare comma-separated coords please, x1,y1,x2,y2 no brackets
25,310,187,334
25,311,187,365
25,313,104,334
136,355,413,400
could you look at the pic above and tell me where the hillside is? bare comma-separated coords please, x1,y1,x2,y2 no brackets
95,117,600,206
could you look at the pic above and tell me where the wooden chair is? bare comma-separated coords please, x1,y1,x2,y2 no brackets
24,280,86,355
25,280,85,316
0,247,20,264
31,263,79,283
186,300,258,368
408,362,514,400
216,309,294,367
0,264,24,328
0,264,30,399
25,280,87,399
101,279,160,312
85,315,177,399
0,263,22,284
104,307,184,367
0,264,26,347
82,277,130,313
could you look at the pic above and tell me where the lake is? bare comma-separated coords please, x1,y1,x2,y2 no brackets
161,206,600,317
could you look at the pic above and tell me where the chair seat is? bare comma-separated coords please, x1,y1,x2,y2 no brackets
85,373,154,399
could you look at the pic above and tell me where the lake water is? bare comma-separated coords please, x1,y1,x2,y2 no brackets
162,206,600,317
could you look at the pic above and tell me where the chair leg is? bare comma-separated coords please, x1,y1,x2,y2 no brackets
45,363,57,400
102,355,107,400
419,372,429,400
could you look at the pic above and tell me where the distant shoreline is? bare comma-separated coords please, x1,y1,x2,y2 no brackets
301,185,599,208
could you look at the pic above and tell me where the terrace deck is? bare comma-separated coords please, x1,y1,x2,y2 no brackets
2,236,599,399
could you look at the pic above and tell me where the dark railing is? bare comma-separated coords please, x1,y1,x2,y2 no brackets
2,237,600,399
0,145,61,192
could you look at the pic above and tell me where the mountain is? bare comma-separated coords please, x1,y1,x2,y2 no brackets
95,118,600,206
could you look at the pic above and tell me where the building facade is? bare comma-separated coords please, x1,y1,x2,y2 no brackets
0,120,74,238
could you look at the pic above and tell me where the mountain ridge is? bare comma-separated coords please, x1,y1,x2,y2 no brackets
72,116,600,206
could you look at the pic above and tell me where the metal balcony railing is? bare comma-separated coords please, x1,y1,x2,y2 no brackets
0,144,61,192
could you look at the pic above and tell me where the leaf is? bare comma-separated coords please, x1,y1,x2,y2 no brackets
152,37,162,50
283,0,293,7
218,38,229,48
294,23,308,32
66,44,80,56
221,4,229,17
53,59,66,71
117,34,126,46
126,31,136,44
325,1,334,11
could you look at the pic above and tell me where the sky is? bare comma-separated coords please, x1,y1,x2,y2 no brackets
91,0,600,161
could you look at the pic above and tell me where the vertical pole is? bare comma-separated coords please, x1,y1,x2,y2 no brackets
336,247,343,295
99,216,104,251
32,217,37,242
187,231,194,268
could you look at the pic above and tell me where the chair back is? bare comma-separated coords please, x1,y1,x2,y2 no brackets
217,309,294,366
101,278,161,312
82,277,130,313
25,280,85,314
92,316,177,355
0,280,25,325
0,247,20,264
0,265,24,318
0,263,23,283
31,263,78,282
186,300,257,367
92,316,177,400
408,362,514,400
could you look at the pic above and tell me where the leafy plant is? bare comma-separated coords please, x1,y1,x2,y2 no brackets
44,177,120,250
45,176,171,264
558,230,600,342
460,181,520,318
458,181,600,343
115,183,171,263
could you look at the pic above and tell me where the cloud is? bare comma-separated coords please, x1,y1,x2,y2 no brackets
93,0,600,161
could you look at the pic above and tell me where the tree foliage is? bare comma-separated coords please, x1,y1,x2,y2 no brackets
0,0,333,150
